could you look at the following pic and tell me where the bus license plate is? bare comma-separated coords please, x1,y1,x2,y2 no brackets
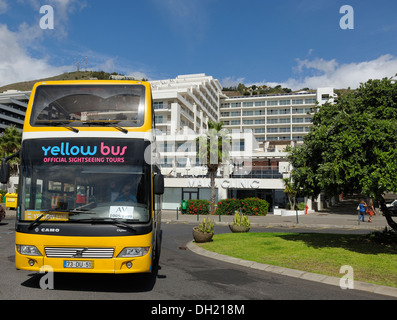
64,260,93,269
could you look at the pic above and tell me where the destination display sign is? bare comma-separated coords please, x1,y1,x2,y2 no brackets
22,138,148,166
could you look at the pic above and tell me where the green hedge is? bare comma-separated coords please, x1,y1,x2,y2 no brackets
182,199,211,215
215,197,269,216
240,197,269,216
215,198,241,215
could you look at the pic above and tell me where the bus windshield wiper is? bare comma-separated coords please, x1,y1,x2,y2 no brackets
73,218,136,232
35,120,79,133
28,209,95,230
82,121,128,134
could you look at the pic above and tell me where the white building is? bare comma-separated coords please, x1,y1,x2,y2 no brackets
151,73,222,135
0,90,30,132
0,74,335,212
151,74,336,212
220,87,336,146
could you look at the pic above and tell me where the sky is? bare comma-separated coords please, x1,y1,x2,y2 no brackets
0,0,397,90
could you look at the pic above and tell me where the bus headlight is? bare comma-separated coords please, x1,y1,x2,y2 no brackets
16,245,42,256
118,247,149,258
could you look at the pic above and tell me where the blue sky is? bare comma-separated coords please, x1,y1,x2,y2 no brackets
1,0,397,89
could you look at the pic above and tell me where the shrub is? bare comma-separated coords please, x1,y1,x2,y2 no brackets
184,199,211,215
215,198,241,215
233,210,251,227
240,197,269,216
216,197,269,216
296,202,306,210
197,217,215,234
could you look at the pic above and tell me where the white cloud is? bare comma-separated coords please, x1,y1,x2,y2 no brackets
220,76,246,88
0,24,70,87
274,55,397,90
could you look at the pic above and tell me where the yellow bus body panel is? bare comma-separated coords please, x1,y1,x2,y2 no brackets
15,231,153,274
23,80,153,134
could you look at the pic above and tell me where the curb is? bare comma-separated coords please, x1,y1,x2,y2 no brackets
186,240,397,299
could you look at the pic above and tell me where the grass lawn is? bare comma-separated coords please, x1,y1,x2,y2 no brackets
198,232,397,288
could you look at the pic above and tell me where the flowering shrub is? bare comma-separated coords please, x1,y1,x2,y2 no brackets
215,197,269,216
240,197,269,216
184,199,211,215
215,198,241,215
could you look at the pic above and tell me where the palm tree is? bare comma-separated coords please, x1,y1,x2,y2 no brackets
283,177,298,210
0,126,22,176
197,121,229,213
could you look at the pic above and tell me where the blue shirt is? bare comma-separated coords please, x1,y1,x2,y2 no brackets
359,203,366,212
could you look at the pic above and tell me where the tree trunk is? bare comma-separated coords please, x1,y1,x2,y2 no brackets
379,196,397,232
210,171,216,214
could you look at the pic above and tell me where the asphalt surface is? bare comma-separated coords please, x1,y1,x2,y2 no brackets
1,197,396,300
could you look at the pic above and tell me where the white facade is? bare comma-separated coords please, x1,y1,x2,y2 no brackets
0,90,30,132
151,75,336,211
219,88,336,146
151,74,222,135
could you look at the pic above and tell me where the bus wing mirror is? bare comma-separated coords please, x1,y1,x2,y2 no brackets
154,174,164,195
0,161,10,184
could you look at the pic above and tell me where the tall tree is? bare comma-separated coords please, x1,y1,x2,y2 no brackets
0,126,22,176
287,77,397,230
197,121,229,214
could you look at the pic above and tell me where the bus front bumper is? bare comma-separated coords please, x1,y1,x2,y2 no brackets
15,232,154,274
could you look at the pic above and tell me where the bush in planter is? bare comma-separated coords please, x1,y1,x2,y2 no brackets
196,217,215,234
215,198,241,215
229,210,251,233
184,199,211,215
193,217,215,243
233,210,250,228
240,197,269,216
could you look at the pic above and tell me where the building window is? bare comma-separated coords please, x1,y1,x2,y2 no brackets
292,99,303,105
243,102,254,107
305,98,316,104
154,102,165,109
279,99,291,106
292,118,304,123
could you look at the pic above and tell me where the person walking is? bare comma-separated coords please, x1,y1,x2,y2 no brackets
358,200,367,222
367,200,375,223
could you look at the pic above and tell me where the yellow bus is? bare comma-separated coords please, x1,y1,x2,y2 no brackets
1,80,164,274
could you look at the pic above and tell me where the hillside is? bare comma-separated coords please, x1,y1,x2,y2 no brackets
0,71,117,93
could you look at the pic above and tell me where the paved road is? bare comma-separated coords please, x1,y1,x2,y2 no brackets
0,214,394,301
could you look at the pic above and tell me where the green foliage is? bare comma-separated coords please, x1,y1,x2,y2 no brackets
184,199,211,215
288,77,397,201
196,121,230,213
215,198,241,215
216,197,269,216
197,217,215,234
233,211,251,228
240,197,269,216
296,202,306,210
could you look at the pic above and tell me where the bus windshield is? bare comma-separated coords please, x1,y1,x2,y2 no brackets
19,138,151,224
30,84,146,127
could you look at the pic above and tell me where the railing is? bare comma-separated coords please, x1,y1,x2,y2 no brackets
162,166,284,179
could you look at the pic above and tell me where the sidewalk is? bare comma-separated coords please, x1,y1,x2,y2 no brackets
162,197,390,230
